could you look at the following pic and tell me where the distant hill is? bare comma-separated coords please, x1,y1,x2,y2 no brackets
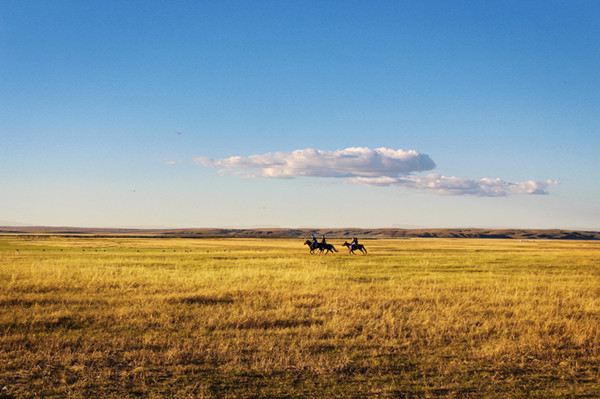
1,226,599,240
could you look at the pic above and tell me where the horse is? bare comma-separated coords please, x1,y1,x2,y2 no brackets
319,243,337,254
304,240,337,254
343,241,367,255
304,240,319,253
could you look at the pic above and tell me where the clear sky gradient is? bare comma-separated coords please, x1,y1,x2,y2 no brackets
1,1,599,229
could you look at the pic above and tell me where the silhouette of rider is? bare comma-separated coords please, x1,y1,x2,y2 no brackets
321,235,327,245
350,237,358,251
311,234,318,249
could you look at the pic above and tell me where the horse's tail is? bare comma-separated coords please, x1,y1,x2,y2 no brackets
363,246,367,254
332,245,337,252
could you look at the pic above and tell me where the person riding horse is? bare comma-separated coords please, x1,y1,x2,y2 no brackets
305,234,337,254
343,238,366,254
350,237,358,252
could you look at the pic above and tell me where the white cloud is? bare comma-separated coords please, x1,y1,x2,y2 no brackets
160,158,184,165
195,147,436,178
348,175,559,197
195,146,558,196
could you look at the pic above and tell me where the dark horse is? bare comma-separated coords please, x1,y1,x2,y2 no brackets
343,241,367,255
304,240,337,254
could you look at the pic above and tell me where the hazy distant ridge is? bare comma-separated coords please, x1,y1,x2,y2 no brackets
1,226,598,240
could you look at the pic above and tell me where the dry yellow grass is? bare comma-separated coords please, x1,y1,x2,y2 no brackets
1,236,599,398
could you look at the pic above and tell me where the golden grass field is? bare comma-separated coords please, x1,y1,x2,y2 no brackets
1,235,599,398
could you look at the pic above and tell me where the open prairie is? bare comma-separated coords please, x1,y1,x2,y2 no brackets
1,236,599,398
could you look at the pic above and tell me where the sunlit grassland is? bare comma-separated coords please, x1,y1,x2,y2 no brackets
1,236,599,398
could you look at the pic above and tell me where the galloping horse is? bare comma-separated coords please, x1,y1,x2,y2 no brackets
319,243,337,254
343,241,367,255
304,240,337,254
304,240,319,253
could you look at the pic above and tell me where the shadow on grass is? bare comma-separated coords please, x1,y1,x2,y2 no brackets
167,294,235,306
227,318,324,330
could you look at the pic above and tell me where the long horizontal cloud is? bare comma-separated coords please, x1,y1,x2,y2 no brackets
347,175,559,197
195,147,557,197
195,147,436,178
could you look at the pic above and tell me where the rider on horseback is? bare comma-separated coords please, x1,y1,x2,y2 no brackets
311,234,318,249
350,237,358,252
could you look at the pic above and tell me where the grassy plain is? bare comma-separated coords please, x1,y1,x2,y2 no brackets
1,236,599,398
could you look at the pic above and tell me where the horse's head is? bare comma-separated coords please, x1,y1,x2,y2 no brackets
304,240,311,245
343,242,350,247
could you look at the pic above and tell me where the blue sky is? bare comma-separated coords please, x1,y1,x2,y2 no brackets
1,1,599,229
